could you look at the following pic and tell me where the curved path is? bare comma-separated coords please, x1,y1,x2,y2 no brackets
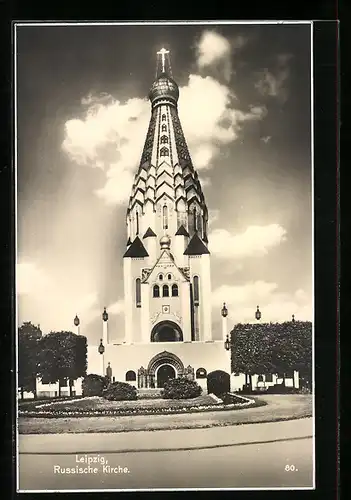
19,395,312,435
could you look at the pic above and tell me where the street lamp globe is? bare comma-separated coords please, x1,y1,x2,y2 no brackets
255,305,262,321
221,302,228,318
102,307,108,322
98,339,105,355
74,314,80,327
224,334,230,351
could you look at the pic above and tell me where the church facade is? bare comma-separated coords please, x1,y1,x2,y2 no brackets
86,48,232,392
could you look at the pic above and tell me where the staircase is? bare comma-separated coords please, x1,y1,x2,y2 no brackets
137,388,163,399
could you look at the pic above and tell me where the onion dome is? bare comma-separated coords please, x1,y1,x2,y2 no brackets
149,74,179,107
160,234,171,250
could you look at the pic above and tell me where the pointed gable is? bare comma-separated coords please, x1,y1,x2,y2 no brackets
145,249,189,282
175,225,189,237
184,232,210,255
123,236,149,258
143,227,157,238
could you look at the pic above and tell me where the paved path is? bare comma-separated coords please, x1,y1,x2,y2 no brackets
19,418,313,454
19,395,312,434
18,419,314,490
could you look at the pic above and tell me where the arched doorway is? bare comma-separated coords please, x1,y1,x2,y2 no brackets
156,364,176,388
147,351,184,388
151,321,183,342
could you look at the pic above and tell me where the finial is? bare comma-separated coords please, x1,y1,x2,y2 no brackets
157,47,170,73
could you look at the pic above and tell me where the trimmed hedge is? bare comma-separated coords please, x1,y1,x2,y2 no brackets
103,381,137,401
207,370,230,397
162,377,202,399
82,374,108,397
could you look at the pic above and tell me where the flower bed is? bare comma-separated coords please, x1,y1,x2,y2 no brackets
18,393,259,418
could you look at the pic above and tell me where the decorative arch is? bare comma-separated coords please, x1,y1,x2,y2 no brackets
160,135,168,144
151,320,183,342
147,350,184,376
125,370,136,382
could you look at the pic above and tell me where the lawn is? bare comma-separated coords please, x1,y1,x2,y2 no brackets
18,395,312,434
30,394,219,412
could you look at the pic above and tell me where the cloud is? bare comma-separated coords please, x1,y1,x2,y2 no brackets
209,224,287,259
17,261,50,295
196,31,231,68
195,31,247,81
108,300,124,315
62,74,266,206
255,53,292,102
212,281,312,324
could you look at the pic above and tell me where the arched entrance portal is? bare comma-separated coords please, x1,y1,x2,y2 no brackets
156,364,176,388
151,321,183,342
147,351,184,389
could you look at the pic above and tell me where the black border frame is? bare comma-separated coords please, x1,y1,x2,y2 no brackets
0,8,339,500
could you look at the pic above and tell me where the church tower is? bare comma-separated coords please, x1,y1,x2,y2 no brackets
123,48,212,346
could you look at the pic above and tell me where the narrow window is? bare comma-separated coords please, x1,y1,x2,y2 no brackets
160,146,169,157
136,211,139,235
172,284,178,297
193,276,199,305
193,207,197,231
135,278,141,308
161,124,167,132
160,135,168,144
153,285,160,298
159,273,163,281
162,285,169,297
167,274,172,280
162,114,166,121
163,205,168,229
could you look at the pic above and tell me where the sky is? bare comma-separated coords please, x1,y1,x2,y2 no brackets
16,22,313,343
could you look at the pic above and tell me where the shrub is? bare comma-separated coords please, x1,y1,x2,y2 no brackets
266,384,299,394
102,381,137,401
82,374,108,397
161,377,202,399
207,370,230,397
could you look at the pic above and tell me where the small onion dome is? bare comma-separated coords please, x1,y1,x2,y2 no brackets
149,74,179,106
160,234,171,250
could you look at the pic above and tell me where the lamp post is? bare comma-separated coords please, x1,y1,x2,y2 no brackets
73,314,80,335
292,314,295,323
98,338,105,377
224,334,230,351
221,302,228,342
255,305,262,321
102,307,109,346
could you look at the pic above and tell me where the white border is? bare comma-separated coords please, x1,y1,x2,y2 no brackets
14,20,315,493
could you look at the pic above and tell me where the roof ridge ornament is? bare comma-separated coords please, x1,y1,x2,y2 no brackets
157,47,170,74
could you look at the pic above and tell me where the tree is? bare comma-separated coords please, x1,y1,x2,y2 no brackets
230,321,312,390
37,331,87,396
18,322,42,399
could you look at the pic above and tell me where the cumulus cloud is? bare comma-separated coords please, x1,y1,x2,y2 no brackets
195,31,247,81
196,31,231,68
255,53,292,102
212,281,312,324
62,74,266,206
209,224,287,259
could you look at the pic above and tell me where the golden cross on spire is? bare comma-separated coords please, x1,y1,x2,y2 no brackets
157,47,169,73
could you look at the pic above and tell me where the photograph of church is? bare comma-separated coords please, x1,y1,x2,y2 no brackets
84,47,233,392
